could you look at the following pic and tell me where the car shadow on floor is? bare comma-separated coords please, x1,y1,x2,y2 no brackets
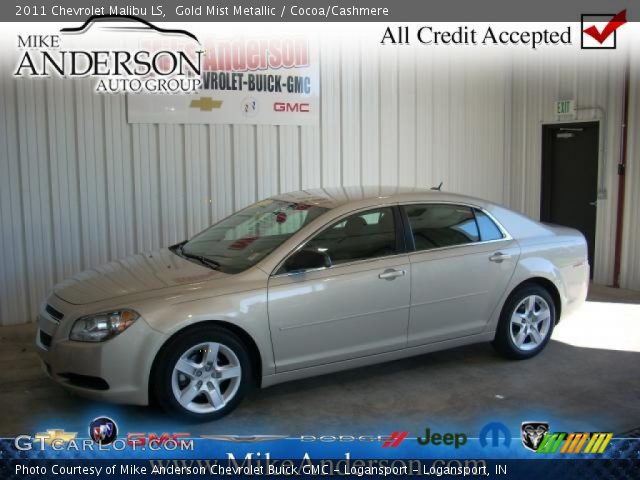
3,332,638,437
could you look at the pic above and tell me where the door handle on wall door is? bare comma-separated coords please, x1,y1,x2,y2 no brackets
378,269,406,280
489,252,511,263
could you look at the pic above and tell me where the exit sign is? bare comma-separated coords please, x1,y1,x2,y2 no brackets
555,100,576,118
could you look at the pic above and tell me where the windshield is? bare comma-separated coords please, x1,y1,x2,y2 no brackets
179,199,329,274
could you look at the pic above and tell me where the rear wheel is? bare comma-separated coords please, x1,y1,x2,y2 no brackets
493,285,556,360
153,327,252,420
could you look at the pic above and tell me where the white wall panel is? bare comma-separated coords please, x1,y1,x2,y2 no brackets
209,125,234,223
415,49,434,189
360,42,381,186
279,126,300,193
300,125,321,189
398,49,416,187
379,47,399,186
0,71,29,325
319,38,341,186
508,49,627,285
158,124,187,246
341,43,362,186
232,125,257,211
1,43,638,326
256,125,279,199
620,47,640,290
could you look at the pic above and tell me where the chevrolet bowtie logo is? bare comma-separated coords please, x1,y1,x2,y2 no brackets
34,429,77,444
190,97,223,111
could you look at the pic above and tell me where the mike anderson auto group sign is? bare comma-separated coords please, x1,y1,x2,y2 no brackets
128,36,319,126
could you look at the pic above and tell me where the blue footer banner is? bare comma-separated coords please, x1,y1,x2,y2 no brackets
1,459,640,479
1,434,639,479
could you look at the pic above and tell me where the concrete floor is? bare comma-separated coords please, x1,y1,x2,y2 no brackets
0,284,638,437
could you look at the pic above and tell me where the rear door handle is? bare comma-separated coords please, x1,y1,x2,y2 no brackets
378,269,406,280
489,252,511,263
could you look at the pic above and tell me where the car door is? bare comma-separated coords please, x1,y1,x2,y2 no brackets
267,206,411,372
402,203,519,347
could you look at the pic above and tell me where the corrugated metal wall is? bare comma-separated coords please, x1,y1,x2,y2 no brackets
0,43,511,325
507,48,628,286
620,46,640,290
0,41,638,326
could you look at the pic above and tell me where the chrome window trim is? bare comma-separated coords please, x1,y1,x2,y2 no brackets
270,201,513,278
271,253,410,279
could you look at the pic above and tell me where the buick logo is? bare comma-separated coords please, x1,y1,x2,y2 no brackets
241,97,258,117
521,421,549,452
89,417,118,445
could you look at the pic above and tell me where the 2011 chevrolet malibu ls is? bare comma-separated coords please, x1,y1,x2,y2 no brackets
36,187,589,420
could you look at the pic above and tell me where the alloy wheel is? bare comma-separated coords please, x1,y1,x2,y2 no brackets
509,295,552,351
171,342,242,414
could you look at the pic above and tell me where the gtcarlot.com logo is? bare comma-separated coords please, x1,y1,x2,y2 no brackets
14,417,194,452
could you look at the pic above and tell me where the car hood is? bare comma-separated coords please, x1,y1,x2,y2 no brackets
54,248,227,305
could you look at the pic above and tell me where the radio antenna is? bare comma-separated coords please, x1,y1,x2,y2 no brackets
431,181,443,191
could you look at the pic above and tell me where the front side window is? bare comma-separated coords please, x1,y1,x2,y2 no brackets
305,207,399,265
404,204,480,251
179,199,329,273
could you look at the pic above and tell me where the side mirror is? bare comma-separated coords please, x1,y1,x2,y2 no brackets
285,248,331,273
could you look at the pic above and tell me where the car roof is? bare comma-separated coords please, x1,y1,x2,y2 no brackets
270,186,493,210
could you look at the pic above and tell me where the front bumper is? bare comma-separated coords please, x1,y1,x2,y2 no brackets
36,296,168,405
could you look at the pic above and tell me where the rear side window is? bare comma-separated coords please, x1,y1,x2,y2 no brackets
404,204,479,251
474,209,504,241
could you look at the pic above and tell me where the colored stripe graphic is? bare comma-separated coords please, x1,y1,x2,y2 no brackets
537,432,613,454
584,433,613,454
560,433,576,453
572,433,589,453
538,433,566,453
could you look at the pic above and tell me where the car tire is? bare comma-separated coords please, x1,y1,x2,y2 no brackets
492,284,556,360
152,326,252,421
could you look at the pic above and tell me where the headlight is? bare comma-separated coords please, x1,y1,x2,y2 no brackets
69,310,139,342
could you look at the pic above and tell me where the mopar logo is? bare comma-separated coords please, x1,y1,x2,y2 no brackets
479,422,511,448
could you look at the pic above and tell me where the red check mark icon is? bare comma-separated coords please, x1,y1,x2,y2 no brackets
583,9,627,44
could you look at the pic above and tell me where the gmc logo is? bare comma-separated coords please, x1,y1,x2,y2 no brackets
127,432,190,447
273,102,310,113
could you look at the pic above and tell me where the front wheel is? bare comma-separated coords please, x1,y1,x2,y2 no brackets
152,327,252,420
492,285,556,360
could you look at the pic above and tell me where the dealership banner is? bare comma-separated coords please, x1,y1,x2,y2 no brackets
127,36,319,125
1,413,639,479
2,0,638,21
1,2,640,480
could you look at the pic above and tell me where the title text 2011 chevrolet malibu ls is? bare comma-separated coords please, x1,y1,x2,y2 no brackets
36,187,589,420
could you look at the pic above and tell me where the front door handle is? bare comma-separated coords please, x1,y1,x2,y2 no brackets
489,252,511,263
378,269,406,280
